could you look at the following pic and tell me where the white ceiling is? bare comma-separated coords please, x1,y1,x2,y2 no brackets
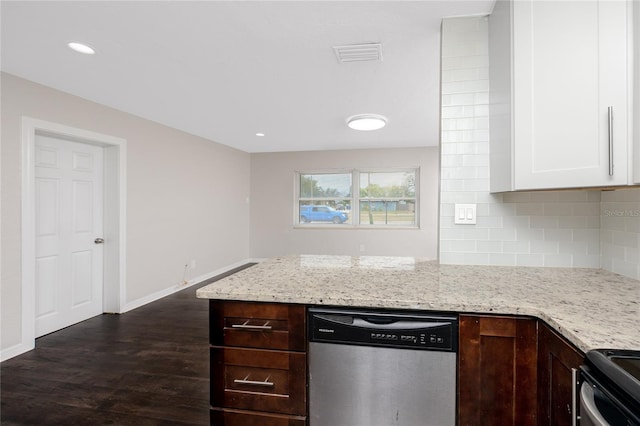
1,1,495,153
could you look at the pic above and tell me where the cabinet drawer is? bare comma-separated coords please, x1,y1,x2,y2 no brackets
211,347,306,415
210,301,306,351
210,408,306,426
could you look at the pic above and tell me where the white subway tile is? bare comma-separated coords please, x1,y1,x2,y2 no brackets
489,227,517,241
602,188,640,202
441,179,466,192
451,240,477,252
463,179,490,192
572,254,601,268
559,217,587,229
464,228,490,240
441,155,464,168
611,259,640,280
559,241,588,255
516,254,545,267
440,228,467,240
530,216,559,229
531,240,559,254
544,203,574,216
477,241,503,253
530,192,560,202
572,203,600,216
503,192,532,203
503,240,530,254
572,229,600,243
624,247,640,263
502,215,531,229
463,253,490,265
489,253,517,266
451,93,476,105
612,230,638,248
517,203,545,216
625,217,640,233
475,166,489,180
543,254,573,267
439,252,467,264
516,228,544,242
475,216,503,228
543,228,573,242
602,243,626,260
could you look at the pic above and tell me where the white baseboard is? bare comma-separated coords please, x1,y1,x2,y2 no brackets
1,341,35,362
120,258,254,313
1,258,255,362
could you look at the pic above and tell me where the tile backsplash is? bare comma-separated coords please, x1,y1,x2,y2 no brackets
440,16,640,280
601,189,640,279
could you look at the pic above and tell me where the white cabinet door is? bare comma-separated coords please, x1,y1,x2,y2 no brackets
634,0,640,184
490,0,631,191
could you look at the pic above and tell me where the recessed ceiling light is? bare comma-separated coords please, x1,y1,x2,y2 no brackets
347,114,387,131
256,132,265,137
67,42,96,55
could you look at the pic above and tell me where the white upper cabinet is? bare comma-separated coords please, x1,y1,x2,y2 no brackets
489,0,633,192
634,0,640,184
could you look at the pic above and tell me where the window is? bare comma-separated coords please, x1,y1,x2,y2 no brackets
298,173,352,225
295,169,418,227
359,170,417,226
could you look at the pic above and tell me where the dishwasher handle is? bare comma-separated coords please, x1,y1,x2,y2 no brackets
313,313,453,331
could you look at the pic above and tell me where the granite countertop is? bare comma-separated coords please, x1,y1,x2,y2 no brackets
196,255,640,353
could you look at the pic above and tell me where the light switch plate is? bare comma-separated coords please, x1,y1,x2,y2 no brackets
454,204,477,225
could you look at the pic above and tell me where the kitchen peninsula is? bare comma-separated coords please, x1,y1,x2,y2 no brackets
197,255,639,352
197,255,640,425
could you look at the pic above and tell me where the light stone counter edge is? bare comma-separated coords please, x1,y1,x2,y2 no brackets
197,255,640,353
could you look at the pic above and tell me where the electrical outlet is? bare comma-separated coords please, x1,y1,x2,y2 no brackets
190,259,197,269
359,244,365,252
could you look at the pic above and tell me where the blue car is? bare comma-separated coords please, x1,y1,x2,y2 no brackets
300,205,348,224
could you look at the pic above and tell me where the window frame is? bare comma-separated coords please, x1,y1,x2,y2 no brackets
294,168,420,229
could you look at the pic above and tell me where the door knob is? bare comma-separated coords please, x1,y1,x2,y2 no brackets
94,238,104,244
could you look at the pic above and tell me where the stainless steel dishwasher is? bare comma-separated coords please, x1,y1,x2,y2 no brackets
308,307,458,426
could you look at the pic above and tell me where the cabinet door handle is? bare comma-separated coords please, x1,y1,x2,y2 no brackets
233,378,275,387
571,367,579,426
608,106,614,176
231,321,272,331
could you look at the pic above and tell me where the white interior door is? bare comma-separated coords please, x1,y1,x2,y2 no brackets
34,134,104,337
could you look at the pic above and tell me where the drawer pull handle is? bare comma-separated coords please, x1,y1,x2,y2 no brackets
231,320,272,331
233,376,274,387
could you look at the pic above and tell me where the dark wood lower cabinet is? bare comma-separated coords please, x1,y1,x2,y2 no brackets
209,301,307,425
210,347,306,415
458,315,538,426
208,303,585,426
537,322,584,426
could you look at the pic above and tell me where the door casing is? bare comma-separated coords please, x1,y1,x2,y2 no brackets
15,117,127,359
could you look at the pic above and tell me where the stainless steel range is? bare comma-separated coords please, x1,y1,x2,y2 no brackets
579,349,640,425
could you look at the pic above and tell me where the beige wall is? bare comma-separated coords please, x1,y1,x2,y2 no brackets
1,73,251,352
249,148,440,258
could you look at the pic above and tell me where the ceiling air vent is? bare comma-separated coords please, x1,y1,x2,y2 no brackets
333,43,383,63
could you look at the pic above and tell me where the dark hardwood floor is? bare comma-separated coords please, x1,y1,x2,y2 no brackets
1,264,254,425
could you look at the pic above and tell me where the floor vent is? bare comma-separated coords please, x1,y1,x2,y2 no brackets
333,43,383,63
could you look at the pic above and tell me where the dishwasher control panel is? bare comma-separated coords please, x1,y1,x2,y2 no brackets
309,308,458,352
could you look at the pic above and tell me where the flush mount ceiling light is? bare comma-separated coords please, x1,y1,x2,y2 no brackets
346,114,387,131
67,42,96,55
255,132,265,137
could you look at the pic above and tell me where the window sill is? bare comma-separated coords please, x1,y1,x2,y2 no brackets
293,224,420,230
